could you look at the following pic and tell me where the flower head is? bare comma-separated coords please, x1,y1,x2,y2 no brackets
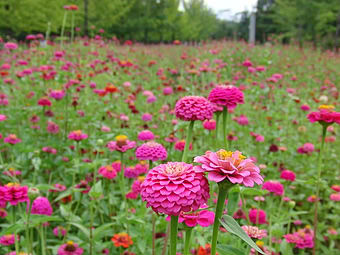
262,181,284,196
208,85,244,110
284,227,314,249
137,130,155,141
58,241,83,255
4,134,22,145
68,130,88,141
98,165,117,179
31,196,53,216
280,170,296,182
107,135,136,153
0,234,18,246
241,226,267,239
248,209,267,224
0,183,28,205
194,150,263,187
135,142,168,162
175,96,213,121
167,205,215,227
141,162,209,216
307,106,340,125
111,233,133,248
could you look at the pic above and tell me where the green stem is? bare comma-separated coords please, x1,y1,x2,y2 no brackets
181,120,195,162
71,12,75,43
89,200,94,255
211,182,229,255
12,207,20,254
183,227,193,255
152,213,156,255
60,12,68,48
170,215,179,255
40,224,47,255
215,112,221,149
149,160,153,170
119,152,127,211
312,124,327,255
26,200,33,254
222,107,228,149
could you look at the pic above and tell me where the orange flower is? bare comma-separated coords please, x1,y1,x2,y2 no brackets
111,232,133,248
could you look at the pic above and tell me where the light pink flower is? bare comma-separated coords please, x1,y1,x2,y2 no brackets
135,142,168,162
194,150,263,187
4,134,22,145
241,226,267,239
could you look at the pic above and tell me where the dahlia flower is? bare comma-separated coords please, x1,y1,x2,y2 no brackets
141,162,209,216
135,141,168,161
175,96,213,121
194,150,263,187
208,85,244,110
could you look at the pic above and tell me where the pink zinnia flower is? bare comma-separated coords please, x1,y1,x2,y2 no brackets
208,85,244,110
330,193,340,201
174,140,192,151
203,119,216,130
47,121,59,134
284,227,314,249
175,96,213,121
248,208,267,224
0,234,18,246
0,208,7,218
307,107,340,125
4,134,22,145
58,241,83,255
300,104,310,111
163,87,173,95
166,206,214,227
30,196,53,216
68,130,88,141
137,130,155,141
141,162,210,216
236,115,249,126
49,90,65,100
98,165,117,179
0,114,7,121
0,183,28,205
280,170,296,182
262,181,284,196
194,150,263,187
42,146,57,154
107,135,136,153
38,97,52,107
4,42,18,50
135,142,168,162
142,113,152,122
331,185,340,192
241,226,267,239
53,226,67,237
49,184,66,192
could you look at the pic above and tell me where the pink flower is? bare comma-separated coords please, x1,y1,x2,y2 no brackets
175,96,213,121
307,108,340,125
236,115,249,125
166,206,214,227
42,146,57,154
0,114,7,121
124,167,139,178
101,126,111,132
98,165,117,179
49,90,66,100
68,130,88,141
0,208,7,218
262,181,284,196
255,135,264,142
142,113,152,121
137,130,155,141
203,119,216,130
284,227,314,249
4,42,18,50
208,85,244,110
0,234,18,246
331,185,340,192
330,193,340,201
141,162,210,216
280,170,296,182
47,121,59,134
30,196,53,216
53,226,67,237
0,183,28,205
194,150,263,187
248,209,267,224
242,59,252,67
241,226,267,239
300,104,310,111
107,135,136,153
163,87,173,95
174,140,192,151
135,142,168,161
38,97,52,107
58,241,84,255
4,134,22,145
49,184,66,192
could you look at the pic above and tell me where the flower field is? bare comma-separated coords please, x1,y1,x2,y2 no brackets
0,39,339,255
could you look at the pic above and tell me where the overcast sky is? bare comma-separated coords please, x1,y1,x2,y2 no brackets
205,0,258,19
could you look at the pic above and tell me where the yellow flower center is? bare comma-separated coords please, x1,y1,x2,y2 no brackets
138,176,145,182
74,130,82,135
106,165,114,171
256,240,264,248
66,241,74,245
319,104,334,111
217,149,233,160
139,160,147,165
6,182,19,187
116,135,127,142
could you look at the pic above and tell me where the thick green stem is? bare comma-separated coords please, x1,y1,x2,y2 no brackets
152,213,156,255
222,107,228,149
312,124,327,255
183,227,193,255
60,12,68,48
215,112,221,149
40,224,47,255
170,215,179,255
211,183,229,255
182,121,195,162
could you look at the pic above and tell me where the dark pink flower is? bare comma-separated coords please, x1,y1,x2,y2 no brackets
137,130,155,141
208,85,244,110
141,162,209,216
98,165,117,179
68,130,88,141
135,142,168,162
4,134,22,145
31,196,53,216
0,234,18,246
280,170,296,182
58,241,83,255
203,119,216,130
107,135,136,153
0,183,28,205
307,108,340,125
175,96,213,121
284,227,314,249
262,181,284,196
248,208,267,224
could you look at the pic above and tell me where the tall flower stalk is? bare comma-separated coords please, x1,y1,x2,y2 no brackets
182,120,194,162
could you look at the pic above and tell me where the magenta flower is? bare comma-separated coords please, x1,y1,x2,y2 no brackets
135,141,168,161
137,130,155,141
208,85,244,110
175,96,213,121
262,181,284,196
47,121,59,134
203,119,216,130
98,165,117,179
30,196,53,216
58,241,83,255
4,134,22,145
284,227,314,249
177,208,214,227
0,183,28,205
307,107,340,125
248,209,267,224
107,135,136,153
330,193,340,201
53,226,67,237
0,114,7,121
49,90,66,100
280,170,296,182
4,42,18,50
141,162,209,216
241,226,267,239
194,150,263,187
0,234,18,246
68,130,88,141
236,115,249,125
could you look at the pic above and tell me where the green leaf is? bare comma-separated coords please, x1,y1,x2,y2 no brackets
30,215,63,226
0,223,24,236
220,215,265,255
89,181,103,199
70,222,90,239
93,222,115,240
217,245,245,255
227,190,239,216
54,189,72,202
241,188,268,196
280,240,293,255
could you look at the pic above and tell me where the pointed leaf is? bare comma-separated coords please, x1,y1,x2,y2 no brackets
227,190,239,216
217,245,245,255
70,222,90,239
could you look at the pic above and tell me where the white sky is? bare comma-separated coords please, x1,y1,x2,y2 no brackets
205,0,258,19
